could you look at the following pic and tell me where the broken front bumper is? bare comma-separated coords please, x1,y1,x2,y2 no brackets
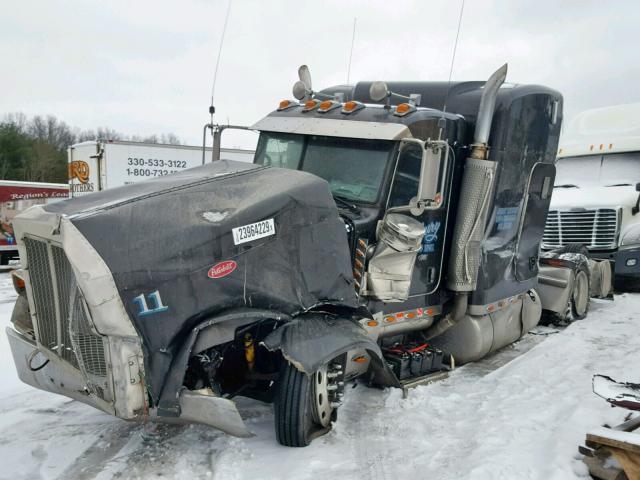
6,326,253,438
6,326,115,414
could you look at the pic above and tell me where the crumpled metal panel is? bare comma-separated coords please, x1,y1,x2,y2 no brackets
263,314,399,387
365,214,424,302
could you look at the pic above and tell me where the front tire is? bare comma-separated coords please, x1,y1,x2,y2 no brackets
274,361,342,447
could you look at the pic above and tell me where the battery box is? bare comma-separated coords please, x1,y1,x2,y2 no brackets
383,343,444,380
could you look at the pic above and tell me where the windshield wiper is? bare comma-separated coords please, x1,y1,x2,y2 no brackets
605,183,632,187
554,184,579,189
333,194,360,213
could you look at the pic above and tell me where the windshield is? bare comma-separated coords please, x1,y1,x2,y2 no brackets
254,132,394,203
555,152,640,187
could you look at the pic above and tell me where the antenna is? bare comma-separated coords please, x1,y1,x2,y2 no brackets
209,0,233,124
203,0,233,165
346,17,357,84
441,0,466,119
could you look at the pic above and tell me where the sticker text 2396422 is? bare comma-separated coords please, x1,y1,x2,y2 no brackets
232,218,275,245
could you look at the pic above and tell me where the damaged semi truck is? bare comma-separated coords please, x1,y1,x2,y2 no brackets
6,64,611,447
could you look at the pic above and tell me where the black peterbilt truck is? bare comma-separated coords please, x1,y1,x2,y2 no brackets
6,65,609,447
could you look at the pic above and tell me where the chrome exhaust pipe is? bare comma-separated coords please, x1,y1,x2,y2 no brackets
469,63,508,159
447,64,508,294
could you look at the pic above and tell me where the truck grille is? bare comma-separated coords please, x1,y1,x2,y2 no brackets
542,209,620,250
23,237,108,381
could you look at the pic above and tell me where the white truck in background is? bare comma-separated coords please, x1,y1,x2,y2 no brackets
68,140,255,197
543,103,640,286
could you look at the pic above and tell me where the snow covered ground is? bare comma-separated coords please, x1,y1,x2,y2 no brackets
0,270,638,480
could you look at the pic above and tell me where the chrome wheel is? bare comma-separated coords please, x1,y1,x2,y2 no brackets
311,362,343,428
572,270,589,318
312,365,332,427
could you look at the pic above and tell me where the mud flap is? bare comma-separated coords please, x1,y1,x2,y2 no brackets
263,314,399,388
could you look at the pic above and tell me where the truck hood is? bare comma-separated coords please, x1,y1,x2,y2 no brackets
550,185,638,210
39,160,358,402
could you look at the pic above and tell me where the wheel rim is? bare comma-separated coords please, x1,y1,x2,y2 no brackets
312,365,333,427
572,271,589,316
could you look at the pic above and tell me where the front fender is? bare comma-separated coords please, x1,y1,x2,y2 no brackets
263,313,399,387
157,308,291,417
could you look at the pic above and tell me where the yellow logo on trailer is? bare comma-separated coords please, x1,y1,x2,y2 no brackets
68,160,90,184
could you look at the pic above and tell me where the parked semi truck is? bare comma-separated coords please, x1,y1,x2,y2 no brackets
68,140,254,196
543,103,640,286
6,65,611,448
0,181,68,264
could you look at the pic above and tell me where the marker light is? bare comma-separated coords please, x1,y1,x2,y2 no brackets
277,99,298,111
317,100,341,113
303,99,319,112
394,102,417,117
341,100,365,114
11,270,25,293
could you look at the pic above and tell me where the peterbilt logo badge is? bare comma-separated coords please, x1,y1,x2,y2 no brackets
208,260,237,279
69,160,90,183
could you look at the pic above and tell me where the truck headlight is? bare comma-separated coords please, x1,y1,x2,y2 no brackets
621,224,640,246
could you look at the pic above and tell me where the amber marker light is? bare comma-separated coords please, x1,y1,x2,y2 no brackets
341,101,365,114
396,103,411,114
393,102,417,117
303,100,319,111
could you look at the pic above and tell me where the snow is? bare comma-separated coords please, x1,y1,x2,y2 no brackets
0,271,638,479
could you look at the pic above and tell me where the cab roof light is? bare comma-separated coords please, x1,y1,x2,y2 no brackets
341,100,365,114
317,99,341,113
302,99,320,112
394,102,417,117
277,99,299,111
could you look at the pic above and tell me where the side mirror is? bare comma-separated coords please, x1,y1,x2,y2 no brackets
635,182,640,192
396,138,449,215
417,140,448,207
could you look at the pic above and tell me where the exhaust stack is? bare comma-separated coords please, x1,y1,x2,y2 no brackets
469,63,508,160
447,64,508,293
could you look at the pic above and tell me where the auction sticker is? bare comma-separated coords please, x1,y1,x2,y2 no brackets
232,218,275,245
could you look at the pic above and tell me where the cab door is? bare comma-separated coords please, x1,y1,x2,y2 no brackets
387,144,448,297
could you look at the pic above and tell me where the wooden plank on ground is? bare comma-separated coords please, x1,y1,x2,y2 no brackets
587,427,640,454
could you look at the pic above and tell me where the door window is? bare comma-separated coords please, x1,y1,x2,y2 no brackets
388,145,422,208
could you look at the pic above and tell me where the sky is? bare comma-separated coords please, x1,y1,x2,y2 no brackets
1,0,639,149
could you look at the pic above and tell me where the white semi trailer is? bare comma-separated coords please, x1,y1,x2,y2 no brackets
543,103,640,285
68,140,254,196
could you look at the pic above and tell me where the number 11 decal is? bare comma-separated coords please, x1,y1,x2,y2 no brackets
133,290,169,317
